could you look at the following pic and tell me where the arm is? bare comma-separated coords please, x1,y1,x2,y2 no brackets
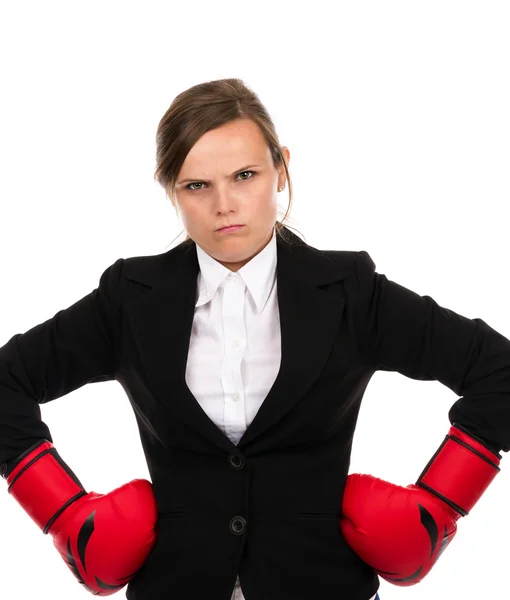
340,251,510,585
0,258,158,594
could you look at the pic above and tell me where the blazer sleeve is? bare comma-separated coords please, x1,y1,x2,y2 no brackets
0,257,125,471
354,250,510,453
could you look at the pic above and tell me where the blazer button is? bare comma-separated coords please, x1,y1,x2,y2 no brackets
229,516,247,535
228,454,244,470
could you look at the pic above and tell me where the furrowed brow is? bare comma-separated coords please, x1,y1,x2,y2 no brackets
177,164,260,185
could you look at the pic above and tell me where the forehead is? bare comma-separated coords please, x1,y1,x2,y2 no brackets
182,119,271,168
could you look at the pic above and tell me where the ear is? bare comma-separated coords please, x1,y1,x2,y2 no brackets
278,146,291,186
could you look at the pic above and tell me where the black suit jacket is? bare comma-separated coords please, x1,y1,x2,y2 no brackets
1,225,510,600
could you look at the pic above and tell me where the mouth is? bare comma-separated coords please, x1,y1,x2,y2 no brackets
216,224,245,232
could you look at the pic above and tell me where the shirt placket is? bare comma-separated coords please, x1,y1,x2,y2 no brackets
221,274,247,441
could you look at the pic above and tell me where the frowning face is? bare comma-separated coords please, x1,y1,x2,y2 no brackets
171,118,290,272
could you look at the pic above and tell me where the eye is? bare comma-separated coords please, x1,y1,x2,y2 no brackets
185,170,256,191
237,170,255,180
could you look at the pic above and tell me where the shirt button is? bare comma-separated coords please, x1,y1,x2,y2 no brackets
231,392,240,402
232,339,240,348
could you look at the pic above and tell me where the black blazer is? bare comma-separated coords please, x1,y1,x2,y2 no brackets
1,225,510,600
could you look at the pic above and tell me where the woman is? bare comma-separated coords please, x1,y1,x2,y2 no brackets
1,78,509,600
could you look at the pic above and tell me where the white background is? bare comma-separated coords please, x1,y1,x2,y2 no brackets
0,1,509,598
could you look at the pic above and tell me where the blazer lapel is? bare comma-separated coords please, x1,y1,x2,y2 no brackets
122,227,350,454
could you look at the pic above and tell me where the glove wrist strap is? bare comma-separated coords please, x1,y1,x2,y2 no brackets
416,423,501,516
5,440,86,534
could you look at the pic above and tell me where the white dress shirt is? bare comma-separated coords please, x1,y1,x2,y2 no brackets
185,226,377,600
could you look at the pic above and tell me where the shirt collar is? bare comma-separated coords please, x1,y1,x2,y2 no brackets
195,226,277,314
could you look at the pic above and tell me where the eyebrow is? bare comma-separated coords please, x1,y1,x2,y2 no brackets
177,164,261,185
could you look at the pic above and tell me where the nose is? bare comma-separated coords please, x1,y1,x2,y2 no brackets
212,185,239,214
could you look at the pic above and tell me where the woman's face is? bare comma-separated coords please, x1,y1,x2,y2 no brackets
171,118,290,272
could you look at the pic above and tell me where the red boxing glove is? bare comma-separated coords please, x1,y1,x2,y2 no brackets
339,423,501,586
4,440,158,595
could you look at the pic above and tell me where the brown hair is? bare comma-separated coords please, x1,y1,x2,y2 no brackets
153,78,304,250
